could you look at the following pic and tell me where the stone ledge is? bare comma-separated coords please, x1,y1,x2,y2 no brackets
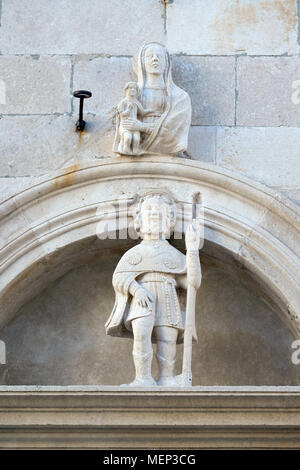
0,387,300,448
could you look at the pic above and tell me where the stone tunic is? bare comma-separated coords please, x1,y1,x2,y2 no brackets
105,239,188,343
124,271,183,331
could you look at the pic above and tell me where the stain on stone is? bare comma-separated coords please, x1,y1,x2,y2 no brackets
212,1,258,51
54,163,79,189
212,0,297,51
76,129,84,146
262,0,297,32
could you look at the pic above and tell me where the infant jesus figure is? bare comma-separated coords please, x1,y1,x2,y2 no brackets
116,82,153,155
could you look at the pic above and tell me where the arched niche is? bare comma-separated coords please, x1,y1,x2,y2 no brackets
0,235,299,386
0,155,299,341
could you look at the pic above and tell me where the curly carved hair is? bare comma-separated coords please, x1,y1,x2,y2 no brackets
124,81,138,93
133,192,177,235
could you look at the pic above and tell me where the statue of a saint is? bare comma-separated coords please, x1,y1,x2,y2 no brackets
113,43,192,156
105,192,202,386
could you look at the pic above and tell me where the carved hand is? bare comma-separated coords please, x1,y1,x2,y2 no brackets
122,118,143,132
135,287,154,309
185,219,202,251
122,118,155,134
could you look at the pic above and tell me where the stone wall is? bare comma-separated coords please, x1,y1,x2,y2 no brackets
0,0,299,204
0,1,300,387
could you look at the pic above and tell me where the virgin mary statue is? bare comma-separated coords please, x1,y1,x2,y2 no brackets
113,42,192,156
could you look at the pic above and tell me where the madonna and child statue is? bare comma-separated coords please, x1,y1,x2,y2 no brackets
113,42,192,156
105,43,202,387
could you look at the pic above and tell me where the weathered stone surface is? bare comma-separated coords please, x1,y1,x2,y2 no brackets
73,57,136,115
0,0,164,55
0,56,71,114
0,176,50,204
216,127,300,187
0,0,299,449
0,115,114,176
237,57,300,127
1,387,300,449
166,0,299,55
172,56,235,125
187,126,215,162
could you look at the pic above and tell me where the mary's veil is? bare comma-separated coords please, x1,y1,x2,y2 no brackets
113,42,191,155
137,42,174,96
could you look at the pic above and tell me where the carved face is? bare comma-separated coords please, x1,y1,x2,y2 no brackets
139,196,171,239
144,44,166,75
126,83,138,98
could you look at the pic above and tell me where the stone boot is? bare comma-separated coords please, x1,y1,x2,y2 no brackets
156,353,177,386
128,351,156,386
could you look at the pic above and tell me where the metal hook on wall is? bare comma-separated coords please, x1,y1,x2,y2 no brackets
73,90,92,131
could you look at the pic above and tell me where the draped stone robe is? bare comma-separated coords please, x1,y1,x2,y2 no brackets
113,42,192,156
105,239,187,344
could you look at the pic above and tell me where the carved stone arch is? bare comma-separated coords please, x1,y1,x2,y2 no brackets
0,157,299,335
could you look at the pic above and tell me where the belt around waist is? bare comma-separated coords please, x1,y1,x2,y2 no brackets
140,273,176,284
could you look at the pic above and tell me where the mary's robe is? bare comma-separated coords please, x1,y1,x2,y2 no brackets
140,84,191,155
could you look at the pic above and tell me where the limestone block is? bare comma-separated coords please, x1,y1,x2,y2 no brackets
0,0,164,55
172,56,235,125
0,115,114,176
187,126,215,162
73,57,135,115
216,127,300,188
0,56,71,114
166,0,299,55
237,57,300,127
